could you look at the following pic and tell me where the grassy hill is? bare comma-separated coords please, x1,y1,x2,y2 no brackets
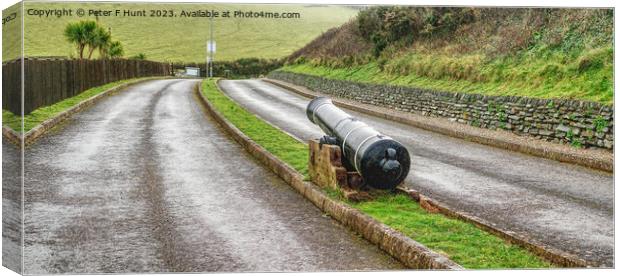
282,7,613,104
3,2,358,62
2,3,21,61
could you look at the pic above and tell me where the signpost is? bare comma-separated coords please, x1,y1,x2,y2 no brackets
206,16,216,78
206,40,216,77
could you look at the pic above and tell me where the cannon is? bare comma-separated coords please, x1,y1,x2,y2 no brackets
306,97,410,190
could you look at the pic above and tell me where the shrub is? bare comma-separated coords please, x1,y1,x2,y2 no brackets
130,53,147,60
174,58,284,79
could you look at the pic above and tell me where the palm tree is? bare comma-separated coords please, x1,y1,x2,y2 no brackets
64,20,97,59
98,40,110,59
87,26,111,59
107,41,124,58
99,40,124,59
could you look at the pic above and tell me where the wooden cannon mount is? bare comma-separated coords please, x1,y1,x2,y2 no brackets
309,139,407,201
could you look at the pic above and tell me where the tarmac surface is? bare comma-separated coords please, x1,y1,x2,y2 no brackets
17,79,403,273
218,79,615,267
2,139,22,273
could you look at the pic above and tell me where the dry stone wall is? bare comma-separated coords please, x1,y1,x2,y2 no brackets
269,71,614,150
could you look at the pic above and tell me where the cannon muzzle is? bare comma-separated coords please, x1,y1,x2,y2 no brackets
306,97,410,190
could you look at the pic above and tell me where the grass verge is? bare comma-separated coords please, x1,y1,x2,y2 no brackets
201,78,309,177
201,78,551,269
2,78,150,132
353,194,550,268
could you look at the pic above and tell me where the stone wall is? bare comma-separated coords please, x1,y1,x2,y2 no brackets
269,71,614,150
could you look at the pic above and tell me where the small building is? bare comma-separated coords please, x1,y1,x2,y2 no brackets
185,67,201,77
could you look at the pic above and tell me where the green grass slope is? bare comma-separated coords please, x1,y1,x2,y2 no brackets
3,2,358,62
2,3,22,62
283,7,613,104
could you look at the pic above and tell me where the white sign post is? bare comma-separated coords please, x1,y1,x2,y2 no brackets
207,41,216,53
205,16,216,78
207,16,216,78
206,40,216,78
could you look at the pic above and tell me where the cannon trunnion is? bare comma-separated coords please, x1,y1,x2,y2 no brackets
306,97,410,190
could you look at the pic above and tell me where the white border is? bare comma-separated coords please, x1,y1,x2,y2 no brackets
1,1,618,276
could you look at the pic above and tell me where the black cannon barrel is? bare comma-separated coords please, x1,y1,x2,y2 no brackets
306,97,410,189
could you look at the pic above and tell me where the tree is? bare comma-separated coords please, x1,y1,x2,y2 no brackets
107,41,124,58
87,26,111,59
65,21,124,60
64,20,97,59
98,39,123,59
98,39,110,58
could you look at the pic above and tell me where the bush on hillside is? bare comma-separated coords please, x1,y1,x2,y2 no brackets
174,58,283,79
357,7,478,56
282,7,613,103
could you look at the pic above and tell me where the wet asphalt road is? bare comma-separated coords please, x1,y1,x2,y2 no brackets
2,139,22,273
20,79,403,273
218,79,615,266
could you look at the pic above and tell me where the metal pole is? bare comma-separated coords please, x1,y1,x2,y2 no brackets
209,15,214,78
208,40,209,77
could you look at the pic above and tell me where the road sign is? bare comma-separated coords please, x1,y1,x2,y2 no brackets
207,40,216,53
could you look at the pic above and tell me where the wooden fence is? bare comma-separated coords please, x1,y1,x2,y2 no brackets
2,58,172,114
